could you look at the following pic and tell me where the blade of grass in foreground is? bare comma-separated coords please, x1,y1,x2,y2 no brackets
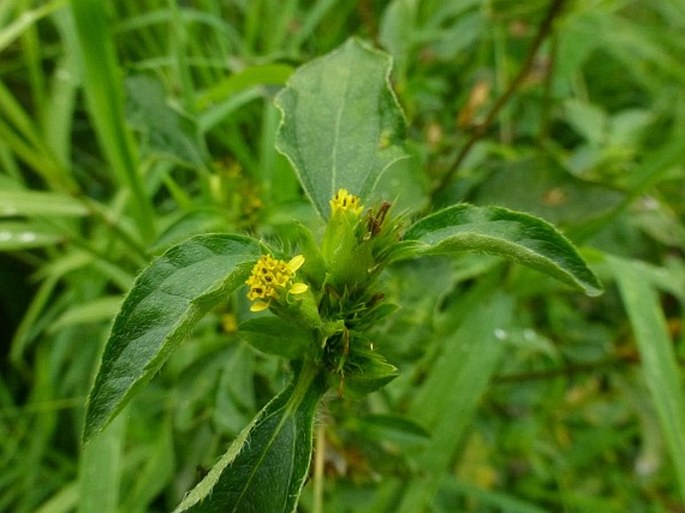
610,255,685,501
394,289,514,513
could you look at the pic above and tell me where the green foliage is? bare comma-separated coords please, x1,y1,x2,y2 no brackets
401,204,602,296
275,38,407,219
173,365,325,513
1,1,684,512
84,234,260,441
80,38,600,511
610,256,685,495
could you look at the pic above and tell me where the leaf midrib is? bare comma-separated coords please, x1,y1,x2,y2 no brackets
329,65,351,204
230,366,318,512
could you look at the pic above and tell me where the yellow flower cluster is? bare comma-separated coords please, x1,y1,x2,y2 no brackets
245,254,308,312
330,188,363,216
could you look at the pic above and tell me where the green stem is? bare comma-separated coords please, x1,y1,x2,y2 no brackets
313,422,326,513
288,357,324,414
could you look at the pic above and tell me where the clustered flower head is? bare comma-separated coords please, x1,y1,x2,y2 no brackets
330,188,363,216
245,254,308,312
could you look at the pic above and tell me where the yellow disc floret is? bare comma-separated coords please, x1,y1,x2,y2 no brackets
330,189,363,216
245,254,308,312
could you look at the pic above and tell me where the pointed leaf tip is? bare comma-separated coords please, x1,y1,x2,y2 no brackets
403,204,603,296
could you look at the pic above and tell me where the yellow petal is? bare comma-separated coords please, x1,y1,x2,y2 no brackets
249,300,270,312
287,254,305,273
289,282,308,295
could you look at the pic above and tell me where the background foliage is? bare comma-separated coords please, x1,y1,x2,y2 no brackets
1,1,684,512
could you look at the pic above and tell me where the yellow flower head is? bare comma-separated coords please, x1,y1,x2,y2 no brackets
330,189,363,217
245,254,308,312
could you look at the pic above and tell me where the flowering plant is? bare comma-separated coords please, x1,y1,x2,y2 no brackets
83,39,601,512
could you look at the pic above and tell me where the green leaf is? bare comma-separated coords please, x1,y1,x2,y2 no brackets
239,316,313,359
70,0,155,240
343,349,399,398
195,63,293,110
0,221,63,250
78,414,126,513
83,234,260,442
397,289,514,512
125,74,206,169
275,38,407,219
402,204,603,296
353,414,430,448
0,189,88,217
120,420,174,513
49,295,123,332
611,256,685,500
174,364,326,513
0,0,64,54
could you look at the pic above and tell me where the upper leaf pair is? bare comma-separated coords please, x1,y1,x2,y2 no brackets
276,38,601,297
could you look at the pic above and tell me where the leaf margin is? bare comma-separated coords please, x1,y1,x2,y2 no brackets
400,204,603,296
274,37,407,219
83,233,261,442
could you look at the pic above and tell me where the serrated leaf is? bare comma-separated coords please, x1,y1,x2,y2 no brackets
402,204,602,296
174,366,325,513
275,38,407,219
83,234,260,442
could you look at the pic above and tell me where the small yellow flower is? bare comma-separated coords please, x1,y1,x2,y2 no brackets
245,254,308,312
330,189,363,216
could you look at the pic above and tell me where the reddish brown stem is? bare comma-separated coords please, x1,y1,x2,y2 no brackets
430,0,567,199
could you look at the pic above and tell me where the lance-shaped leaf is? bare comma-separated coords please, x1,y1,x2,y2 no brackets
84,234,260,442
0,189,88,217
275,38,407,219
174,365,326,513
401,204,602,296
611,256,685,498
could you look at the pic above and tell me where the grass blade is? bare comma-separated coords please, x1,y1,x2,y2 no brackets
396,289,514,512
69,0,155,241
610,255,685,500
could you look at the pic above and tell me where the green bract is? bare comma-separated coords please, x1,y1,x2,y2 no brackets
83,39,603,512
